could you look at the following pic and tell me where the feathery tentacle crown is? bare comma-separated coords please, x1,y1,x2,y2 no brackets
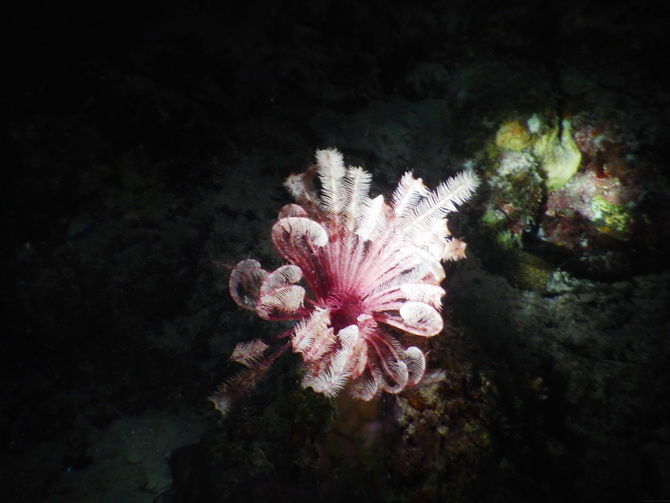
211,148,478,415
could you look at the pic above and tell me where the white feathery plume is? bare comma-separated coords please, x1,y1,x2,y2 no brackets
316,148,346,217
403,346,426,385
391,171,429,218
274,217,329,247
355,194,387,241
402,169,479,238
343,166,372,230
230,339,270,368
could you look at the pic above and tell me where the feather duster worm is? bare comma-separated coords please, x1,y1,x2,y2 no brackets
211,149,478,415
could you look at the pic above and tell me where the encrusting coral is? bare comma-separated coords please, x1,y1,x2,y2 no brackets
211,148,478,415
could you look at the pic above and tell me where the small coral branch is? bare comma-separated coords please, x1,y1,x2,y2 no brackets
211,148,478,415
